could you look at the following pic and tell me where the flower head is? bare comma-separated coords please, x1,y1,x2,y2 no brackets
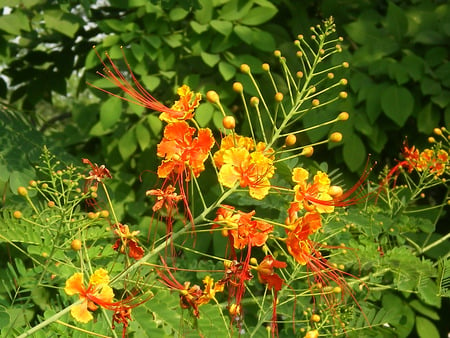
215,137,275,200
159,84,202,123
146,184,184,212
112,224,144,260
64,269,114,323
157,121,214,180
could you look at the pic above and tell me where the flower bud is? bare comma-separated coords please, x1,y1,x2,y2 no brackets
329,132,343,143
274,50,281,58
339,91,348,99
338,112,349,121
206,90,220,104
285,134,297,146
327,72,334,79
301,146,314,157
311,314,321,322
250,96,260,106
71,239,82,251
312,99,320,107
342,61,349,68
13,211,22,219
240,64,250,74
433,128,442,136
340,78,348,85
232,82,243,93
274,92,284,102
18,186,28,196
262,63,270,71
222,116,236,130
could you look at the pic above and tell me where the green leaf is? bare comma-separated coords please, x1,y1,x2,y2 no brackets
135,123,151,151
252,29,276,51
234,25,254,44
409,300,440,321
240,5,278,26
343,133,366,172
195,102,214,127
420,77,441,96
218,61,236,81
169,7,189,21
401,53,424,81
200,51,220,67
417,104,440,134
43,10,80,38
118,129,138,160
100,97,122,130
418,278,440,307
147,115,162,136
195,0,213,24
385,2,408,40
141,75,161,91
0,11,30,35
190,21,208,34
381,85,414,127
131,43,145,62
210,20,233,36
416,316,440,338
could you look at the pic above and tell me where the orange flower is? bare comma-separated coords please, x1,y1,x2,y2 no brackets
285,212,322,265
146,184,184,212
112,224,144,260
64,269,114,323
217,143,275,200
255,255,287,337
156,259,223,318
292,168,334,214
157,121,214,180
214,206,273,249
159,85,201,123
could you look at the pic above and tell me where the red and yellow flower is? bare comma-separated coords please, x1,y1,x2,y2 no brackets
112,224,145,260
214,206,273,249
64,268,114,323
159,84,201,123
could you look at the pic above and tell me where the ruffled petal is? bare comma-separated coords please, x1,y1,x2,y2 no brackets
64,273,84,296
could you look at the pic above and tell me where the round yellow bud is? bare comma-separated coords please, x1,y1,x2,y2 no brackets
274,50,281,57
296,51,303,58
48,201,55,208
17,186,28,196
304,329,319,338
71,239,82,251
297,71,304,78
232,82,243,93
311,314,321,322
262,63,270,71
13,210,22,219
206,90,220,104
338,112,349,121
29,180,37,187
328,72,334,79
340,78,348,85
285,134,297,146
222,116,236,130
100,210,110,218
433,127,442,136
312,99,320,107
328,185,343,197
339,91,348,99
250,96,260,106
250,257,258,265
342,61,349,68
302,146,314,157
274,92,284,102
428,137,436,143
240,64,250,73
41,183,49,189
330,132,343,143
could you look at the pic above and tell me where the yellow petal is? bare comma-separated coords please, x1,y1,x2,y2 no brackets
89,268,110,286
71,301,93,323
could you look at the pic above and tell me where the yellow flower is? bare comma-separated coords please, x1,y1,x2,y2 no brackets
65,269,114,323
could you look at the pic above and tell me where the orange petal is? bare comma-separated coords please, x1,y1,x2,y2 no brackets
65,273,84,296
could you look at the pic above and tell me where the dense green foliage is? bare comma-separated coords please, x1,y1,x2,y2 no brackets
0,1,449,337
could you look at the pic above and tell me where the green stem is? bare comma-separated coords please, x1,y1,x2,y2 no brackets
17,300,81,338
